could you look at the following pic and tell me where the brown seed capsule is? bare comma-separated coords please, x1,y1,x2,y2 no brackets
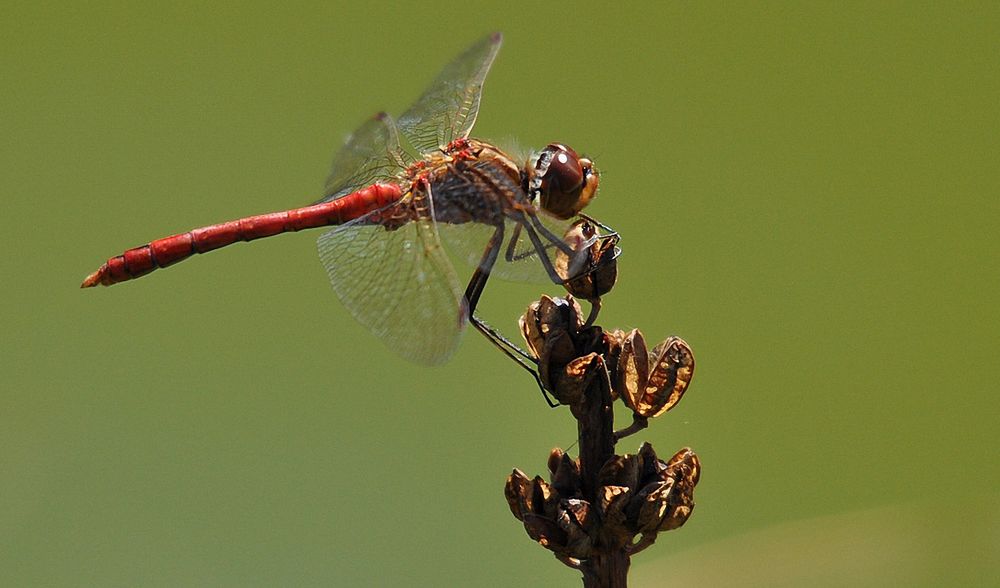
550,451,581,496
520,295,611,404
616,331,694,418
664,447,700,489
556,500,594,558
555,219,620,301
599,484,632,538
635,480,674,534
538,332,577,396
547,448,565,477
523,513,568,550
505,469,533,521
597,454,640,492
554,352,603,405
563,498,592,533
519,295,586,363
532,476,556,518
658,448,700,531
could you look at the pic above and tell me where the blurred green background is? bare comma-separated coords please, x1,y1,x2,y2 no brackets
2,2,997,586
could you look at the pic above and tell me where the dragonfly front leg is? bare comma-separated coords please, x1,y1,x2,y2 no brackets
515,218,568,286
514,215,619,328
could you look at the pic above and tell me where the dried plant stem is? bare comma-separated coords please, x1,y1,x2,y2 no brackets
574,362,630,587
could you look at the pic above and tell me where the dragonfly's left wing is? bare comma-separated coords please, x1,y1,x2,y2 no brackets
318,112,412,204
396,33,503,155
316,194,466,365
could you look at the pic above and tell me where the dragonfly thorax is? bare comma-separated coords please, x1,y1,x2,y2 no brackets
409,138,527,226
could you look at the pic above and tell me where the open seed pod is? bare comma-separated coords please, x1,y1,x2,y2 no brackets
519,295,610,405
505,465,594,559
616,331,694,418
555,219,620,301
520,296,585,365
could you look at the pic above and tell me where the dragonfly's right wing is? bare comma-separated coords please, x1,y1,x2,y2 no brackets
396,33,503,155
318,112,412,204
316,197,466,366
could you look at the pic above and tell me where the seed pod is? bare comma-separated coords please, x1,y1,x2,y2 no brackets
520,295,610,404
658,448,700,531
549,451,581,496
520,295,585,362
505,469,533,521
616,332,694,418
556,219,620,300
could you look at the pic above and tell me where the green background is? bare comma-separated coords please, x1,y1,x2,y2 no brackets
3,2,997,586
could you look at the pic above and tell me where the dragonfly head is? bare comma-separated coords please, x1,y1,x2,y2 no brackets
530,143,599,220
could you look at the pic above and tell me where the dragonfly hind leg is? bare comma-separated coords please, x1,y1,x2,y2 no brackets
464,223,558,407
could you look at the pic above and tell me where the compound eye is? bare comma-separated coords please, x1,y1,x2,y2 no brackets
540,144,584,195
534,143,598,220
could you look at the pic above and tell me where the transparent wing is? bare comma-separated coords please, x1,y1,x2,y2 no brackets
316,199,467,366
396,33,502,154
318,112,412,204
437,211,579,284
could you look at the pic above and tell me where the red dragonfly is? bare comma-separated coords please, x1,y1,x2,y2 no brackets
83,33,616,370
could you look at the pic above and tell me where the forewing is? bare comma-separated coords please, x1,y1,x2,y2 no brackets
396,33,502,154
319,112,412,204
316,201,467,365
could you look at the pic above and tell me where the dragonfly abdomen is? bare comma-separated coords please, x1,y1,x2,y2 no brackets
81,183,402,287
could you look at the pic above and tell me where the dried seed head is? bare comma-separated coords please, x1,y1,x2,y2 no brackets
519,296,611,404
635,481,674,534
555,219,620,301
505,455,595,558
555,352,604,405
520,295,586,363
506,444,700,560
616,332,694,418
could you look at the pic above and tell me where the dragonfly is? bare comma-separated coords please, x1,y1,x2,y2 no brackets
82,32,618,380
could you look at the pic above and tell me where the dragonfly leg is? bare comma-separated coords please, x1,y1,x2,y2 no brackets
471,310,535,363
577,213,620,239
516,219,568,285
516,218,613,327
470,313,557,407
503,219,564,264
463,224,503,314
503,222,525,262
528,212,577,257
504,208,619,276
529,212,622,274
464,224,535,363
465,224,557,407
